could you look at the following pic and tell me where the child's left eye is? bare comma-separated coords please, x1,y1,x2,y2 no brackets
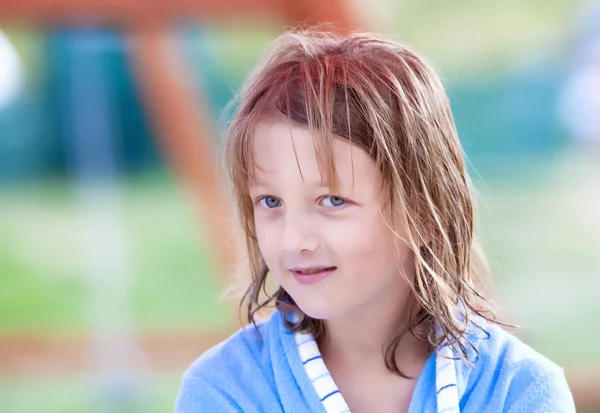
321,196,347,208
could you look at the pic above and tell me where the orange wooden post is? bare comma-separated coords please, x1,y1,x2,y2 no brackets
0,0,281,24
127,20,237,284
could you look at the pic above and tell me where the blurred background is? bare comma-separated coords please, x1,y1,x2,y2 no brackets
0,0,599,412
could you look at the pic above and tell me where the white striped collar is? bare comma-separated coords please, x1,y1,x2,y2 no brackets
294,331,460,413
294,332,350,413
435,344,460,413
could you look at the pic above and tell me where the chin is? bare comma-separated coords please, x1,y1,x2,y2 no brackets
297,306,332,321
289,291,346,321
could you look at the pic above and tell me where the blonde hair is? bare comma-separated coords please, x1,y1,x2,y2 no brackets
223,29,499,376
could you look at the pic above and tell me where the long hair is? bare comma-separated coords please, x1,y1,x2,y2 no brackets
223,28,499,376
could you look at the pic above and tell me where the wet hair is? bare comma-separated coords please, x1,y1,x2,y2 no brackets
223,28,500,376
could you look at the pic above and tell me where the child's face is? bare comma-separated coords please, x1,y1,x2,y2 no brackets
249,120,414,321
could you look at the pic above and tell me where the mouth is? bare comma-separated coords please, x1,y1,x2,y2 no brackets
290,266,336,285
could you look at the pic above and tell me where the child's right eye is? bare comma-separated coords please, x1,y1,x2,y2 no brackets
258,196,282,209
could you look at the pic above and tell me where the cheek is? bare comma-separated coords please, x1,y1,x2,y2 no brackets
254,215,279,262
326,213,396,261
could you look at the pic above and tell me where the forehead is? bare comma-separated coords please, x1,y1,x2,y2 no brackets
249,120,379,191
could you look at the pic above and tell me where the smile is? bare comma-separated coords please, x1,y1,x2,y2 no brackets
290,266,336,285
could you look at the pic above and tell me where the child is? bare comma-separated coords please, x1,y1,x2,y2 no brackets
176,29,575,412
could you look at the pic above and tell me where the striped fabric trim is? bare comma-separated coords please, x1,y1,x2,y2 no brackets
294,332,351,413
435,344,460,413
295,330,461,413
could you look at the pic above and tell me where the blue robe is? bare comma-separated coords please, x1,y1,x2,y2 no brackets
175,310,575,412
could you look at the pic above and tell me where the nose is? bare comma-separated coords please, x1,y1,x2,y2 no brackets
281,210,320,254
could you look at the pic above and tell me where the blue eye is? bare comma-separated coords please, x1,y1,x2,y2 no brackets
321,196,346,207
259,196,281,209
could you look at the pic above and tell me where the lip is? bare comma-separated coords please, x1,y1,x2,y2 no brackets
290,266,336,285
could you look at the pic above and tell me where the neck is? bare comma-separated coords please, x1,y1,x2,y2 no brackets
318,288,430,376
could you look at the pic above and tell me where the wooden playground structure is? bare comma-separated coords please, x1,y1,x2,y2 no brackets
0,0,598,410
0,0,362,279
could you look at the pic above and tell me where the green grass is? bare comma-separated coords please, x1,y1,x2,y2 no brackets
0,373,183,413
0,172,232,334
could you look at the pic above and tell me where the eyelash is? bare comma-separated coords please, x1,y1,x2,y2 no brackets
257,196,281,209
255,195,348,209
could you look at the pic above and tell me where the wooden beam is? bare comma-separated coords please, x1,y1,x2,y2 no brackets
282,0,364,33
0,0,282,24
0,0,364,31
127,21,238,286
